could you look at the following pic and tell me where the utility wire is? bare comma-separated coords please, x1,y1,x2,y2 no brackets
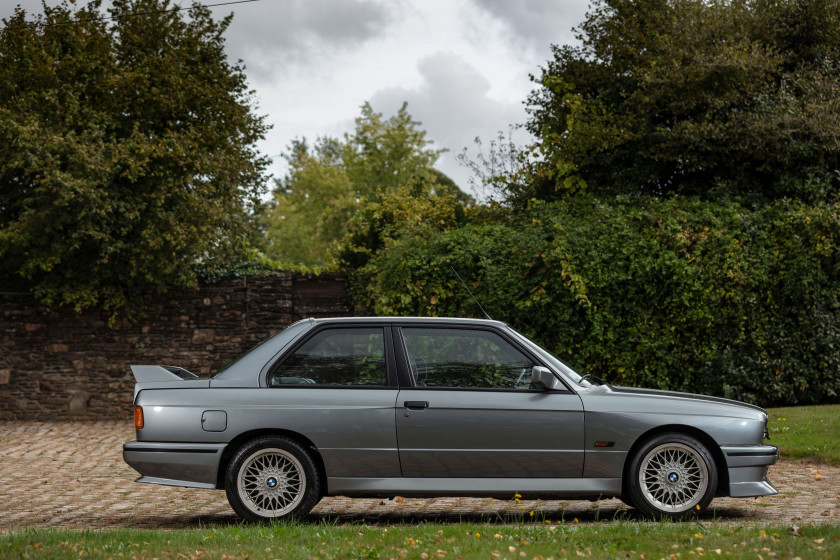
2,0,259,31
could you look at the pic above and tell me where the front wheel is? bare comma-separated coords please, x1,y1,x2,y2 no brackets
627,433,717,519
225,436,322,522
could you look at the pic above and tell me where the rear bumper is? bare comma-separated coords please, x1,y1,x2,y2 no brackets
722,444,779,498
123,441,225,489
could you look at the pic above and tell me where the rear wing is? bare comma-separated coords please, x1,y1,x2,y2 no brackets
130,365,198,383
130,365,206,401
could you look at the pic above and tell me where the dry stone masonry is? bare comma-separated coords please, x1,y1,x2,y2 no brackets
0,273,351,420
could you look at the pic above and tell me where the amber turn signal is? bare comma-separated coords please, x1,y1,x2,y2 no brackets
134,405,144,429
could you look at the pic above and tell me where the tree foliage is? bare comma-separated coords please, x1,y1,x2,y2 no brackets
344,195,840,406
525,0,840,203
258,102,469,268
0,0,269,318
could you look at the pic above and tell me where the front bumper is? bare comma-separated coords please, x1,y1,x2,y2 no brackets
123,441,226,489
722,444,780,498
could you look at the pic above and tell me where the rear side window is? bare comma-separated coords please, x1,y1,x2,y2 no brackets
271,327,387,386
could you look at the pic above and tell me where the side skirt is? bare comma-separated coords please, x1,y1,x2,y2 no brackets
135,475,216,490
327,477,622,500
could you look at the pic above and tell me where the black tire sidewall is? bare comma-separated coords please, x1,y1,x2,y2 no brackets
628,432,718,520
224,436,322,523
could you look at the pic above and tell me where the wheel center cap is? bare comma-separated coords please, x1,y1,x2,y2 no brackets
668,472,679,483
266,476,278,488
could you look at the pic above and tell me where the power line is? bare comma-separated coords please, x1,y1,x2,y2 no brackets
2,0,260,31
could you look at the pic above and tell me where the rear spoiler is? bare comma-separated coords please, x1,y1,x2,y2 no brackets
130,365,199,383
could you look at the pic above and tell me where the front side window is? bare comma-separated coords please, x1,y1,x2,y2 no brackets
271,327,387,386
401,327,536,389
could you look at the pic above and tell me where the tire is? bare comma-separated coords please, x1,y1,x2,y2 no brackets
627,433,717,520
619,494,637,510
224,436,322,523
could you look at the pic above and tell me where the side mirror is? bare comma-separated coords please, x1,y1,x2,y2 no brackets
531,366,561,390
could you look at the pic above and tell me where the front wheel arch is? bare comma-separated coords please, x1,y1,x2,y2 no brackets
622,425,727,499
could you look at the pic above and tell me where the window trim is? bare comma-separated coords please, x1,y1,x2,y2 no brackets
266,324,398,389
392,323,573,393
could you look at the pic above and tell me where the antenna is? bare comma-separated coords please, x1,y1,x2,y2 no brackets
450,266,492,320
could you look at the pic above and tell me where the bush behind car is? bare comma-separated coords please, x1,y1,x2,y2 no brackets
342,194,840,406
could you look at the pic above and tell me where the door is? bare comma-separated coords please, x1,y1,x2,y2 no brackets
268,325,401,478
394,326,585,478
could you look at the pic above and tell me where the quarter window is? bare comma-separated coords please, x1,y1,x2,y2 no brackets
272,328,387,386
401,327,536,389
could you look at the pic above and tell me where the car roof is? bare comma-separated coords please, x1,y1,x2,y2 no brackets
310,316,509,328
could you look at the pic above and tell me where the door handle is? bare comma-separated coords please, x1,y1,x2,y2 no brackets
404,400,429,410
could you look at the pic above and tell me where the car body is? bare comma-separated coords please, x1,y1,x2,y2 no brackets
123,317,778,521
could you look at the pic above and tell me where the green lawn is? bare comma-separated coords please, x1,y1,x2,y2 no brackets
766,404,840,465
1,521,838,560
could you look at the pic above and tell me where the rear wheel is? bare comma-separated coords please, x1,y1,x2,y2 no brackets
627,433,717,519
225,436,322,522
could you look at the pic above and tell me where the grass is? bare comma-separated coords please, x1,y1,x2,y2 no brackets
1,521,838,560
766,404,840,465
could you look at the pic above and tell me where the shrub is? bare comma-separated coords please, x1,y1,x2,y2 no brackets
344,195,840,406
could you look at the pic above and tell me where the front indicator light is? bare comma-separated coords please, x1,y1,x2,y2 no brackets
134,406,144,429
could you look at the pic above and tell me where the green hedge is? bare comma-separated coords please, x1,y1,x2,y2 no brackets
344,195,840,406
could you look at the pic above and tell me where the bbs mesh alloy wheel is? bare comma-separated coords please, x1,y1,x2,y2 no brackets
225,436,322,522
628,433,718,519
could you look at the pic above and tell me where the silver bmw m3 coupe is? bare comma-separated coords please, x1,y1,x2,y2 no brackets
123,317,778,522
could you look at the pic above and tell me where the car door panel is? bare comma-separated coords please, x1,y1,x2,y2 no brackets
396,389,584,478
263,325,402,477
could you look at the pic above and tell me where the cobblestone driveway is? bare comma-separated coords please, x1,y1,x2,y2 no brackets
1,421,836,532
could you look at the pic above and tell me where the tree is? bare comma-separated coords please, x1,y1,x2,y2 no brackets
259,102,468,268
525,0,840,203
0,0,269,319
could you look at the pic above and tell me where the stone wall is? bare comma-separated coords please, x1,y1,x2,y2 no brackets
0,274,352,420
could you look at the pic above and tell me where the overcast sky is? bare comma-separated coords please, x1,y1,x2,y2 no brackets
4,0,590,196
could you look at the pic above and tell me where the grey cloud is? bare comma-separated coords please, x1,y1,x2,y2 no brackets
1,1,392,83
370,52,527,193
222,0,393,81
471,0,587,52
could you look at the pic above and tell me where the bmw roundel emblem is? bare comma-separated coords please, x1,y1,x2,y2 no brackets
266,477,278,488
668,472,679,483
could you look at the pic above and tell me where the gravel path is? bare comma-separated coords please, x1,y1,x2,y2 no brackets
1,421,836,532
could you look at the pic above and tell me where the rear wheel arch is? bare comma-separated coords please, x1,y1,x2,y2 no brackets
622,425,728,498
216,429,327,491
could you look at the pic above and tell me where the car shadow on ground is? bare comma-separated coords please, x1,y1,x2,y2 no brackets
111,505,756,530
308,507,756,525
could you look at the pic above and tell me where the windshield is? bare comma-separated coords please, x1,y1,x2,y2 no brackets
506,326,584,384
211,319,311,378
